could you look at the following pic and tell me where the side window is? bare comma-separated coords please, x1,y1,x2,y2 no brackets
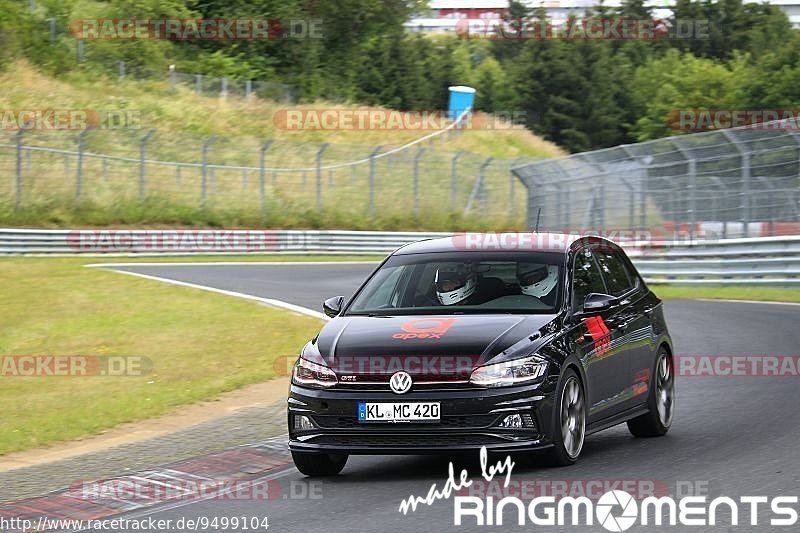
594,248,635,297
572,249,607,310
618,252,642,289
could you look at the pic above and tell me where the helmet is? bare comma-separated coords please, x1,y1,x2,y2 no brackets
435,265,477,305
517,263,558,298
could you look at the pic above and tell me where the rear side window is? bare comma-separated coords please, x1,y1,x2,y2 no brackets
572,249,606,309
594,248,635,296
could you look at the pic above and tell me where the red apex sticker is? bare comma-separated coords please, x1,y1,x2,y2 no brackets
583,316,612,357
392,318,457,340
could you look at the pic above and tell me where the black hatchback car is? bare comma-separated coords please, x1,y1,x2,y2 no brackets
288,233,674,476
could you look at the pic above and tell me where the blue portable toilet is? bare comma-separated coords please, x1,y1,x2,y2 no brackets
448,86,476,121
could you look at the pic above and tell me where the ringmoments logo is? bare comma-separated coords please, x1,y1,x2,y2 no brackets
397,447,800,529
452,490,800,528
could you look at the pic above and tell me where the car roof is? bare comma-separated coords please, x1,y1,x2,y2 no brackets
394,233,610,255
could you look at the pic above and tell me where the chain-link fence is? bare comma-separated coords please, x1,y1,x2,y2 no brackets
513,123,800,238
0,123,539,226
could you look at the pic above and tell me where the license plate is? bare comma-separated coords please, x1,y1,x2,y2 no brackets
358,402,440,422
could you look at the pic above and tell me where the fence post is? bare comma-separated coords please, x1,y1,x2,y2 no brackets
640,176,648,229
139,129,156,202
479,157,493,216
195,74,203,95
465,157,493,215
245,80,252,99
368,146,383,215
119,61,126,79
75,128,92,201
451,150,464,212
413,147,426,214
509,157,523,217
76,40,84,63
687,158,697,240
14,128,26,211
259,140,273,219
221,77,228,98
169,65,176,91
598,177,606,232
201,136,216,208
741,152,751,237
316,143,329,209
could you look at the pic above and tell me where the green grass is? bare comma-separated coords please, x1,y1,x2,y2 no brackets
0,256,324,455
0,61,563,231
652,284,800,303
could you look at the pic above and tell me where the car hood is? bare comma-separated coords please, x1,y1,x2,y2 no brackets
307,314,558,379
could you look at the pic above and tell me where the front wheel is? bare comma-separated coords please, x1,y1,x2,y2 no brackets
291,451,348,476
627,347,674,437
543,369,585,466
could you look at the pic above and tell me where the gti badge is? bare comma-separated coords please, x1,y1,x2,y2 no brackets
389,371,412,394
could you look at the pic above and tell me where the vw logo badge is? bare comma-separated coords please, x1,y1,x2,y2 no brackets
389,371,412,394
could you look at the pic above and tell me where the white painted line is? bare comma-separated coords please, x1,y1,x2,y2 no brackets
695,298,800,306
85,261,378,267
94,267,330,321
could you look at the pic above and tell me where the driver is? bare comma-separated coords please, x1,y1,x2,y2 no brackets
434,264,477,305
517,262,559,302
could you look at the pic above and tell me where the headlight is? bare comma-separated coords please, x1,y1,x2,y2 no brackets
469,355,548,387
292,357,337,388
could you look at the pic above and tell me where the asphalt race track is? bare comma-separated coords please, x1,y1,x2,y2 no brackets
73,264,800,531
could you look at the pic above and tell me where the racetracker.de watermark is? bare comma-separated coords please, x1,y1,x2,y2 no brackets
0,109,141,131
676,355,800,377
668,109,800,132
455,17,708,40
71,478,321,502
274,354,480,378
449,231,657,252
458,479,674,500
66,230,284,253
272,109,526,131
69,18,322,40
0,355,152,377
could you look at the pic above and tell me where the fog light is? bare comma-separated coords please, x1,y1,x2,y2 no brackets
293,414,315,431
499,413,536,429
500,414,524,428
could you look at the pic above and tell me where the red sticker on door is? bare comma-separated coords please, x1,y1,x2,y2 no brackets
583,316,611,357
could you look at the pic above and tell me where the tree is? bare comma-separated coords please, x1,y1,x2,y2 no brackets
628,49,742,140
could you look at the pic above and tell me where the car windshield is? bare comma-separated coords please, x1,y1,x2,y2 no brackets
346,251,564,315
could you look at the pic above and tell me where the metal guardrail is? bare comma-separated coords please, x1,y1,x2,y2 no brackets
1,229,799,284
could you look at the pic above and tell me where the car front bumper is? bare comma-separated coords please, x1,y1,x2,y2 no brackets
287,379,557,455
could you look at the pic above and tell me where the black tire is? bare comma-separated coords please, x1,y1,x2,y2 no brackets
542,368,586,467
627,347,674,438
291,451,348,476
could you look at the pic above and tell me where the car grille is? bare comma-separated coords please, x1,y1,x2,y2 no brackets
310,414,500,429
331,381,477,392
308,433,508,447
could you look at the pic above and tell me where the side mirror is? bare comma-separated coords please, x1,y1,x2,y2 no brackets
323,296,345,318
582,293,618,315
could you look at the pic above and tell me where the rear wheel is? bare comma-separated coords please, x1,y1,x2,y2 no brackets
291,451,348,476
628,347,674,437
543,369,585,466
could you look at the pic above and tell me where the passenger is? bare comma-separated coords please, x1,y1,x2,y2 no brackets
516,262,559,306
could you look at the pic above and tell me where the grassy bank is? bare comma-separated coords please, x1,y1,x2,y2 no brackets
0,256,325,455
0,62,563,231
